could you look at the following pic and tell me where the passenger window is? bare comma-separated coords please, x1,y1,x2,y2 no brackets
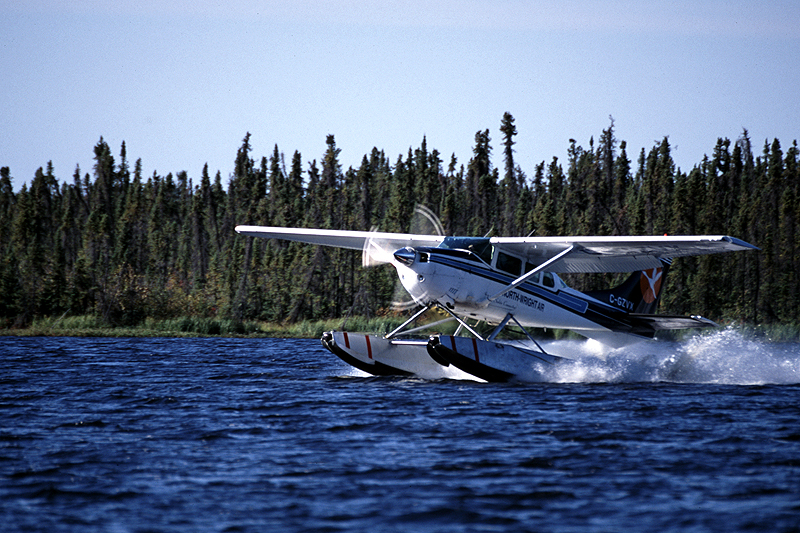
542,272,555,288
524,262,541,284
497,252,522,276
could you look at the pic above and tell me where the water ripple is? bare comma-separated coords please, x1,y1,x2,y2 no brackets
0,335,798,532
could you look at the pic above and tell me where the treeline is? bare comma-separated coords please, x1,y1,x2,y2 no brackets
0,114,797,329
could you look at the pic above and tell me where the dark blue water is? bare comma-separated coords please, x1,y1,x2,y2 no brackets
1,333,799,532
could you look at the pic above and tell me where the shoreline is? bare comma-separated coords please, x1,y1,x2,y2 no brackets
0,314,411,340
1,315,798,343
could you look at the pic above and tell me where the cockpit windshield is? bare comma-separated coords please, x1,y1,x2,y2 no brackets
438,237,493,264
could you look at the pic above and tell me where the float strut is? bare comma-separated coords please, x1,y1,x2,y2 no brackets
385,304,433,339
487,313,548,355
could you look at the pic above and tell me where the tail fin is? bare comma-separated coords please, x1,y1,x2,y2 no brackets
586,259,671,314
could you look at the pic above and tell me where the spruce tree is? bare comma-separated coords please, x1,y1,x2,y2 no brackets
499,112,518,235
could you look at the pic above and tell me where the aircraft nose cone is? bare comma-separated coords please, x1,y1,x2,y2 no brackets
393,247,416,266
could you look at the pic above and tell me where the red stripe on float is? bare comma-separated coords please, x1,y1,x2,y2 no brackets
343,331,350,349
472,337,479,363
365,335,373,359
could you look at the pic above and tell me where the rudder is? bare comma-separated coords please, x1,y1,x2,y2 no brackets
586,259,671,314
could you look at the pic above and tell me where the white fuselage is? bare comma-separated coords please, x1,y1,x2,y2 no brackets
393,247,608,332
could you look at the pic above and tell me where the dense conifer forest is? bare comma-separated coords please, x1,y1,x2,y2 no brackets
1,114,797,330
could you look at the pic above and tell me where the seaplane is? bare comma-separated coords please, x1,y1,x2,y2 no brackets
236,210,758,382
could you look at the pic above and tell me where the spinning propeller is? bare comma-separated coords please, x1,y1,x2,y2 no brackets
361,205,444,310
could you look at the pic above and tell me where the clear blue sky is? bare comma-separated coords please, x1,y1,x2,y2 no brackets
3,1,799,191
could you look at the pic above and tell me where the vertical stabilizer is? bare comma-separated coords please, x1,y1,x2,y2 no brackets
586,259,671,314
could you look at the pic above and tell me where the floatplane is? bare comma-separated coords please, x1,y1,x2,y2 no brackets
236,217,757,382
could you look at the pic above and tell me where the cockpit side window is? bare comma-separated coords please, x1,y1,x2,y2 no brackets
439,237,493,264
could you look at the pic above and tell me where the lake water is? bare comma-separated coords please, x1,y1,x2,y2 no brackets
1,331,799,532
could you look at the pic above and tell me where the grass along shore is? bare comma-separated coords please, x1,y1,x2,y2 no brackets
0,314,411,339
2,313,799,343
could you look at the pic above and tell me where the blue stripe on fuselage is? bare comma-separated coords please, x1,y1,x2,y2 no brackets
428,253,589,313
427,251,648,334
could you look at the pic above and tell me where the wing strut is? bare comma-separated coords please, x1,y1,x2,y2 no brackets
482,245,576,303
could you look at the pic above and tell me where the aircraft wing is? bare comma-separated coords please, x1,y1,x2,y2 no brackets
236,226,757,274
492,235,759,273
235,225,445,251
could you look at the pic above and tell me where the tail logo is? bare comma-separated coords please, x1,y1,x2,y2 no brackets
640,267,663,304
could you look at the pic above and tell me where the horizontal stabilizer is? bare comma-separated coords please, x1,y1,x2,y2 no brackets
630,314,718,331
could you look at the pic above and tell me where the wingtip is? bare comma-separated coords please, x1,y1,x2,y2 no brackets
722,236,760,251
